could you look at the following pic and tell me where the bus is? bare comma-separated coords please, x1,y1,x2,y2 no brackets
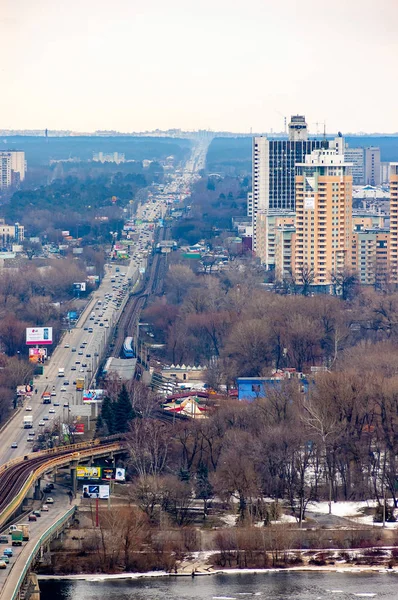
123,337,134,358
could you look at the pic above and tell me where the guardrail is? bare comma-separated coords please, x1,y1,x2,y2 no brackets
0,441,125,528
0,436,123,477
8,505,77,600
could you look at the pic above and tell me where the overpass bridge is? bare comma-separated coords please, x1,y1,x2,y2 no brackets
0,437,127,599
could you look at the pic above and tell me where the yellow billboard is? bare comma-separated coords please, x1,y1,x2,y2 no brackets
76,466,101,480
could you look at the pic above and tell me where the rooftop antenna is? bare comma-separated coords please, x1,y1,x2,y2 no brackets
322,121,328,149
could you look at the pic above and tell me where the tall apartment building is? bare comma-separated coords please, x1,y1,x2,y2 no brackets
252,115,324,252
364,147,381,186
390,163,398,281
344,147,364,185
352,227,389,286
0,151,26,189
294,147,353,288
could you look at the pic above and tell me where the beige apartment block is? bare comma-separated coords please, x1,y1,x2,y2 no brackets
390,163,398,281
294,148,353,287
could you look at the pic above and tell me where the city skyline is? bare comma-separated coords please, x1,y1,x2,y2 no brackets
1,0,398,133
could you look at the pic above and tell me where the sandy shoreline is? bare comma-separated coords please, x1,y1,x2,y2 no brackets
38,564,398,581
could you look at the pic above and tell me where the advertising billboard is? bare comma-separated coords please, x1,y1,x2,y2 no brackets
83,389,104,403
29,348,47,363
74,422,85,435
82,485,110,499
76,466,101,480
115,468,126,482
26,327,53,346
100,468,126,482
101,468,114,481
73,282,86,292
87,275,100,283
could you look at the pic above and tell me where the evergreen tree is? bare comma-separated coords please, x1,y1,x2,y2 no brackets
195,463,213,519
101,396,115,435
114,384,135,433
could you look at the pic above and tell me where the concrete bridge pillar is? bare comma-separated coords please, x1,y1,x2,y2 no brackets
34,478,41,500
70,467,77,495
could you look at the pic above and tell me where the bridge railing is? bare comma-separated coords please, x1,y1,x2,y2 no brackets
8,505,77,600
0,441,125,527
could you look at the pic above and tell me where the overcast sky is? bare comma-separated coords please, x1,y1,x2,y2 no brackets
1,0,397,133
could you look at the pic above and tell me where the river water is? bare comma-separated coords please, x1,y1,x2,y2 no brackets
39,572,398,599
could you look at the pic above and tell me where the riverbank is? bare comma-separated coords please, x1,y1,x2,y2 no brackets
38,564,398,582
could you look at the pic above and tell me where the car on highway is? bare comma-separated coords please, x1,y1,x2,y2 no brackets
0,536,8,544
46,497,54,504
11,442,18,449
78,351,83,355
0,555,9,564
50,390,57,397
3,548,13,557
71,366,76,370
63,402,69,407
75,360,81,364
25,406,32,411
0,560,6,569
39,420,45,426
82,363,87,367
71,347,76,352
32,511,41,518
53,402,59,407
28,514,37,522
60,386,67,392
64,380,69,385
64,343,70,348
43,415,49,421
84,327,88,331
28,431,35,437
86,353,91,357
42,504,49,511
79,368,85,373
49,408,55,413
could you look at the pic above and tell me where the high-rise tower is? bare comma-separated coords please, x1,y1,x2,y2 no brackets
294,147,353,288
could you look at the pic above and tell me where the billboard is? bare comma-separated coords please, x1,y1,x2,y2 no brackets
26,327,53,346
29,348,47,363
74,422,85,435
82,485,109,499
73,282,86,292
115,468,126,482
101,468,126,482
83,389,104,403
76,466,101,480
102,468,114,481
87,275,100,283
62,230,70,236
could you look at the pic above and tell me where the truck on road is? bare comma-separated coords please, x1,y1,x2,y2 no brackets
42,391,51,404
76,378,85,391
17,524,29,541
11,529,23,546
23,415,33,429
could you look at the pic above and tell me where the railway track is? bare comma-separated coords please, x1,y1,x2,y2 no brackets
112,227,169,358
0,437,124,519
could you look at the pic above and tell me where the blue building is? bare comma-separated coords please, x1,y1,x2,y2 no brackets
237,375,308,402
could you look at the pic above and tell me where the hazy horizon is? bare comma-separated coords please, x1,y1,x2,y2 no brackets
2,0,398,133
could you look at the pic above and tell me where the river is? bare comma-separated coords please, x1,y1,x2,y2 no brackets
39,571,398,599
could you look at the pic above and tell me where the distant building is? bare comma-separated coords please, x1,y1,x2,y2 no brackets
352,227,389,286
255,209,295,269
344,147,364,185
92,152,125,164
0,220,24,246
364,147,381,186
380,162,391,185
0,151,26,189
252,115,324,253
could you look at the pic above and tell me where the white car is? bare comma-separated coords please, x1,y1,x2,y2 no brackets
46,497,54,504
49,408,55,414
60,387,67,392
25,406,32,411
39,420,45,427
64,344,70,348
41,504,49,511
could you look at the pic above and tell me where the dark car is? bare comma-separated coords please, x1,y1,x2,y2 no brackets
28,514,37,522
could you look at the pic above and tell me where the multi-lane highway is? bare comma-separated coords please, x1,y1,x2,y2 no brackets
0,139,209,468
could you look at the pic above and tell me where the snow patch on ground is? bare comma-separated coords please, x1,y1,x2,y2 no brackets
307,500,378,517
